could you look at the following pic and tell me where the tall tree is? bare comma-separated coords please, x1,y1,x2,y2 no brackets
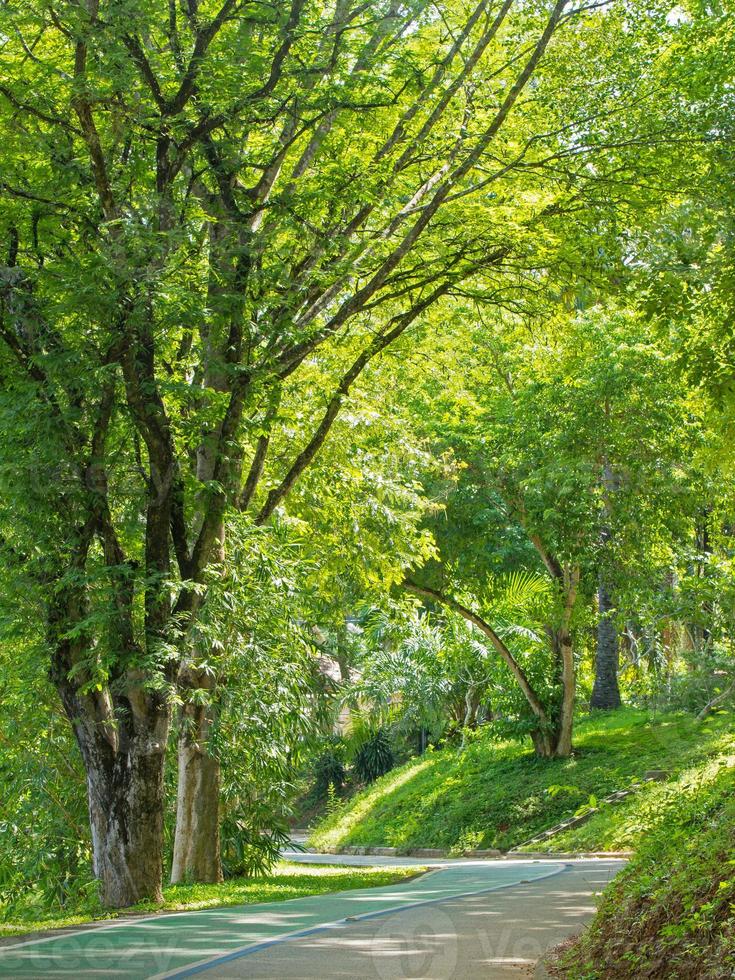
3,0,628,902
394,305,696,752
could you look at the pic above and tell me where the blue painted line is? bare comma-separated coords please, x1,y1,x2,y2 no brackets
163,863,569,979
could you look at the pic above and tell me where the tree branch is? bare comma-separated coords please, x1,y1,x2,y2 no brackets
402,579,549,723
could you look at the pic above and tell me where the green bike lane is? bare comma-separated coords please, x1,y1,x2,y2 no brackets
0,862,566,979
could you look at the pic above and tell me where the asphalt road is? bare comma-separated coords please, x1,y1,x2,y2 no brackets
177,855,622,980
0,854,623,979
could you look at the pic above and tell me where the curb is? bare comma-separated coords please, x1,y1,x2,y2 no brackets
293,844,631,860
298,845,502,858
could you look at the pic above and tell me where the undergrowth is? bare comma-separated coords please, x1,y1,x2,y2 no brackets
557,763,735,978
310,709,734,854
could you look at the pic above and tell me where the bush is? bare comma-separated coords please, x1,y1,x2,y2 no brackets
353,728,395,784
558,755,735,978
219,819,290,879
312,740,347,799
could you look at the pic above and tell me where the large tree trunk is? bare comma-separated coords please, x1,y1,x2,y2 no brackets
83,724,169,907
50,582,171,908
591,581,622,709
55,680,170,907
171,690,223,884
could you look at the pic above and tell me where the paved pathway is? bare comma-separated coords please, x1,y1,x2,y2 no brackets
0,855,623,979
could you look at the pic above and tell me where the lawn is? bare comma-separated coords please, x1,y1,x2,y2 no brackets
0,861,420,938
309,709,735,854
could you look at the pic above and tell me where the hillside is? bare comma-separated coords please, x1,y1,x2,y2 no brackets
309,710,735,854
529,743,735,855
555,762,735,978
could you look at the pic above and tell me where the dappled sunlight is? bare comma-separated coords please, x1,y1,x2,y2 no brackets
0,860,597,977
313,709,735,858
190,863,619,979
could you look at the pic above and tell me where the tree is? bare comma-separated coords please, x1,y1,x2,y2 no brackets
345,577,551,748
4,0,624,903
390,302,698,753
592,580,622,709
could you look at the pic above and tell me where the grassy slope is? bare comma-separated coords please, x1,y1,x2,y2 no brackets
557,761,735,979
0,862,419,938
310,709,735,854
539,733,735,853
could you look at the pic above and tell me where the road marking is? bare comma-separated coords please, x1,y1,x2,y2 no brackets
158,863,569,979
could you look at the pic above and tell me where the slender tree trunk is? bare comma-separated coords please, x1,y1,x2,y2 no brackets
592,457,623,709
555,632,575,756
688,509,713,651
171,687,223,884
696,680,735,721
172,681,223,881
591,580,622,709
551,566,580,758
460,685,480,747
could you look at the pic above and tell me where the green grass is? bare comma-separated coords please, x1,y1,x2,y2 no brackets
556,759,735,978
310,709,735,854
539,733,735,853
0,861,420,938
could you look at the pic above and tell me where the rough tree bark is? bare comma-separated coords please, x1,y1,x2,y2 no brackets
591,456,623,709
79,718,169,907
49,587,170,908
590,580,622,709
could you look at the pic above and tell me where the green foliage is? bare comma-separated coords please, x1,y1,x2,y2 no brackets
352,729,396,785
0,0,733,928
312,741,348,801
532,716,735,853
325,783,343,818
177,519,334,877
404,303,700,595
0,640,92,921
310,710,734,854
560,759,735,978
346,573,554,748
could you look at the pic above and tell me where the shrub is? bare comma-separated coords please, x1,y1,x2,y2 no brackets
353,729,395,783
559,757,735,978
312,740,347,799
